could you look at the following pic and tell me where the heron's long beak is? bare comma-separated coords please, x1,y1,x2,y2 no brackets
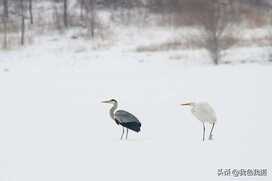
102,100,110,103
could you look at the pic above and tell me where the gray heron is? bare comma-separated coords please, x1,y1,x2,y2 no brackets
102,99,141,140
181,102,217,141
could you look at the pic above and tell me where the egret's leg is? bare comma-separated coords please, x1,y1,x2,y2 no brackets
203,122,205,141
120,127,124,140
126,128,128,140
209,123,215,140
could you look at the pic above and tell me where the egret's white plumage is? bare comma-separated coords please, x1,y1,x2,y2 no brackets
181,102,217,141
190,102,217,124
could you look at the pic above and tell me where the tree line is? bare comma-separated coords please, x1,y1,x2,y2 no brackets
1,0,271,64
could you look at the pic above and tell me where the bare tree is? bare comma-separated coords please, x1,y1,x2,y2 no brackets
85,0,96,38
89,0,95,38
268,10,272,62
63,0,68,27
201,0,232,65
20,0,26,46
3,0,9,17
29,0,33,24
2,0,9,48
79,0,85,21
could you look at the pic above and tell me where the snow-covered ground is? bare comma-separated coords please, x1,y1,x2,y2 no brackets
0,29,272,181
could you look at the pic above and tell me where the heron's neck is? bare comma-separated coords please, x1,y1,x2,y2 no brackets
110,102,118,120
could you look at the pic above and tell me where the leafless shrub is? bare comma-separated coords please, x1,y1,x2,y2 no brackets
52,4,65,33
267,11,272,62
135,31,239,53
72,20,114,49
136,40,185,52
135,36,201,52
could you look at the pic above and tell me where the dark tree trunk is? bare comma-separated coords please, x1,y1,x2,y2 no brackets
64,0,68,27
3,0,9,48
3,0,8,18
20,0,25,46
29,0,33,24
90,0,95,38
80,0,84,20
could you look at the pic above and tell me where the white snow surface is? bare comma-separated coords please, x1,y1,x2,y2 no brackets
0,33,272,181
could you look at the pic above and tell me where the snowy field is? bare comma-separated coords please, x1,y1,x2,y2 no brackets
0,32,272,181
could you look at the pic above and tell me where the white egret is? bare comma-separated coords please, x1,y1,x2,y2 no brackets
181,102,216,141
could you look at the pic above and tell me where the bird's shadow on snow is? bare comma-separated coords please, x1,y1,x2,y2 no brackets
111,138,152,143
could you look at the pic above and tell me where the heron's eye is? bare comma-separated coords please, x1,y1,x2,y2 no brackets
111,99,116,102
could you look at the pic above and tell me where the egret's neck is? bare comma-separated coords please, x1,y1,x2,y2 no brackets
190,103,196,107
110,102,118,120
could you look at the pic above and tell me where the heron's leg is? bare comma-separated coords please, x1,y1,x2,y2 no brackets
209,123,215,140
120,127,124,140
203,122,205,141
126,128,128,140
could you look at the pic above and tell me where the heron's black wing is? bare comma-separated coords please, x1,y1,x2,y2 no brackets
115,110,141,124
115,110,141,132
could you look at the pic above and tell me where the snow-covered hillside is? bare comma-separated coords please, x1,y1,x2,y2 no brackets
0,32,272,181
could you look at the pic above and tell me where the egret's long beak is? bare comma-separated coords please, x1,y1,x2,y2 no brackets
102,100,110,104
180,103,192,106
